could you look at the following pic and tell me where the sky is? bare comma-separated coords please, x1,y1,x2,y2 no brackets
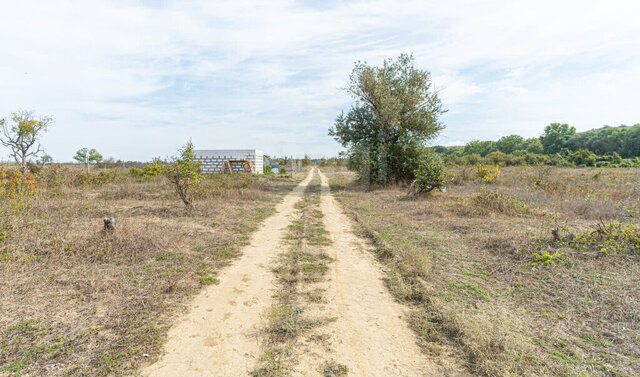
1,0,639,161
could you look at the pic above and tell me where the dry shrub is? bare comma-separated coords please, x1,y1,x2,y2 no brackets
484,236,530,260
97,182,164,201
448,304,534,376
39,165,125,188
198,174,270,201
76,220,181,262
471,190,527,216
0,218,197,376
447,166,476,186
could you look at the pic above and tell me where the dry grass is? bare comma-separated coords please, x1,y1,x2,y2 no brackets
0,166,298,376
326,166,640,376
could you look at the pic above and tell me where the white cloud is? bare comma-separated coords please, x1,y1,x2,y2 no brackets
1,0,639,160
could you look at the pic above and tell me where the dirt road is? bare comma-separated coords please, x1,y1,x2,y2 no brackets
144,168,443,376
309,169,439,376
142,172,314,377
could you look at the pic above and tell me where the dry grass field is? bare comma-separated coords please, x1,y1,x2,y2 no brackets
0,166,298,376
2,164,639,377
326,166,640,377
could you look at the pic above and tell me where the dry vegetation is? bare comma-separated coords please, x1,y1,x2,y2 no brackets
0,166,298,376
326,166,640,376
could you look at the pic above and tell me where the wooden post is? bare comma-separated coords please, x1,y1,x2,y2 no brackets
222,160,234,174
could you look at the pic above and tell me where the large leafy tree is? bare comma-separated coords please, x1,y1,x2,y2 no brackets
0,110,53,173
621,124,640,158
329,54,445,185
540,123,576,154
523,137,544,154
495,134,525,154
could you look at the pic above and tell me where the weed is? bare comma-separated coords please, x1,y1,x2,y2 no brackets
264,305,316,340
573,222,640,254
532,251,572,266
323,361,349,376
199,274,217,286
250,347,291,377
157,251,178,260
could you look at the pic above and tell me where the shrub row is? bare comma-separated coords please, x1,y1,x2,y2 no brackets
440,149,640,168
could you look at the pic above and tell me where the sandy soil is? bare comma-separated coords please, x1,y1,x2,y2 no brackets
142,172,314,377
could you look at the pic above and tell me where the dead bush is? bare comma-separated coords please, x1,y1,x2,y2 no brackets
471,190,527,216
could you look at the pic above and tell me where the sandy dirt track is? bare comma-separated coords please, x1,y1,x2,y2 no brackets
310,169,439,376
143,168,446,376
142,172,314,377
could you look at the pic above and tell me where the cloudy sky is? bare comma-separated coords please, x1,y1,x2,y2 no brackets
1,0,639,161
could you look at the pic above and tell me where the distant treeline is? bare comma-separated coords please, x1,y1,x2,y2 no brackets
435,123,640,167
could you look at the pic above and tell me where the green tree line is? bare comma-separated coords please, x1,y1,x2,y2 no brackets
435,123,640,167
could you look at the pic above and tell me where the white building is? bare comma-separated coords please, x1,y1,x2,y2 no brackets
194,149,264,174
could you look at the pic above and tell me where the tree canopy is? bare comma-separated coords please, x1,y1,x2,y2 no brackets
566,124,640,158
540,123,576,154
434,123,640,168
74,148,103,172
495,135,525,154
329,53,445,185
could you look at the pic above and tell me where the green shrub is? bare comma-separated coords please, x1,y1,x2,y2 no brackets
485,151,508,166
437,148,638,168
573,222,640,254
129,167,143,177
464,153,482,165
411,152,446,194
130,162,162,178
91,170,118,184
475,164,500,183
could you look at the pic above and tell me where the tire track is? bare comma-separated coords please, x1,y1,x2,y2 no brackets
142,171,313,377
314,168,441,377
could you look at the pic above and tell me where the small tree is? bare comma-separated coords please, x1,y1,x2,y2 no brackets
37,154,53,167
164,140,202,208
1,110,53,173
74,148,103,173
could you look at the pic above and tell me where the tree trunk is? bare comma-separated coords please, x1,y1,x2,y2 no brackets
20,150,28,174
